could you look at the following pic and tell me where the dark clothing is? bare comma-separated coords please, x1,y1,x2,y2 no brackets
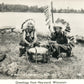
19,29,35,51
25,28,35,43
19,40,30,57
50,32,73,58
51,32,68,44
19,28,37,57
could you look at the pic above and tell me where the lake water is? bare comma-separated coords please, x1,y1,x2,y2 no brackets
0,12,84,36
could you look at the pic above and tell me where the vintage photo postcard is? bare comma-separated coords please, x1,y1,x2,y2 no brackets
0,0,84,83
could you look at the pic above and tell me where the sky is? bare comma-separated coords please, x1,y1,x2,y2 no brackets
0,0,84,9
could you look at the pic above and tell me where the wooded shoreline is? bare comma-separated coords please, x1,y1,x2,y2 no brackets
0,3,84,13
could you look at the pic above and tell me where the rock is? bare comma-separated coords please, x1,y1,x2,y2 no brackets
0,53,6,62
0,63,8,74
7,62,18,76
77,73,82,77
0,46,9,53
57,58,62,61
0,62,18,76
43,73,50,79
60,53,67,58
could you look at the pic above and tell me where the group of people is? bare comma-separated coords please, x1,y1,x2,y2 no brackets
19,19,75,61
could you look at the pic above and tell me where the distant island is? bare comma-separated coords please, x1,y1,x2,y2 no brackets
0,3,84,13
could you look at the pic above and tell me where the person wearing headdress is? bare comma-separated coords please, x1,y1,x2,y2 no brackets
19,19,37,57
49,23,75,59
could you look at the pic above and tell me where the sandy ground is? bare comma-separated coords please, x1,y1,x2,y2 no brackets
0,32,84,79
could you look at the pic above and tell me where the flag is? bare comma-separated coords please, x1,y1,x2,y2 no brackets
44,6,51,26
44,1,54,32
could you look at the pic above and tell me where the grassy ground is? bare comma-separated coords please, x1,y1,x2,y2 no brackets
0,32,84,79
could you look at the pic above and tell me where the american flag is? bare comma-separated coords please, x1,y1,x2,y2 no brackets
44,6,51,26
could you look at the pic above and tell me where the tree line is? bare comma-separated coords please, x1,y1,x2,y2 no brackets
0,3,84,13
54,8,84,13
0,3,44,12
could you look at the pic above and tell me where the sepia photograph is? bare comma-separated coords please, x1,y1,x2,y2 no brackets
0,0,84,80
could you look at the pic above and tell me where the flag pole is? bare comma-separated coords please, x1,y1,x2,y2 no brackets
51,1,54,24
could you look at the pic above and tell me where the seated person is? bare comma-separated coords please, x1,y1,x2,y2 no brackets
49,24,75,59
19,19,37,57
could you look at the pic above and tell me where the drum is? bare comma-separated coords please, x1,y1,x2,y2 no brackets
27,47,50,63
